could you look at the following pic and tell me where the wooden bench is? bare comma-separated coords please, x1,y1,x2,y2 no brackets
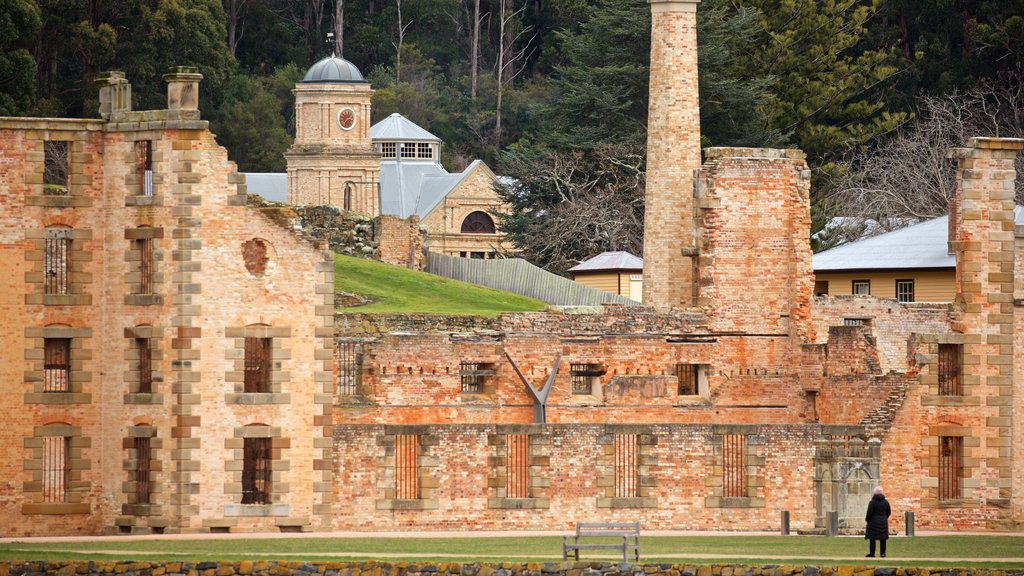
562,521,640,562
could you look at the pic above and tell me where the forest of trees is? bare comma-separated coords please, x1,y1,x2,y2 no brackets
2,0,1024,270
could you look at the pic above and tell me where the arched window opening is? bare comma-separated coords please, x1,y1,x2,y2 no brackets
343,182,353,211
461,211,496,234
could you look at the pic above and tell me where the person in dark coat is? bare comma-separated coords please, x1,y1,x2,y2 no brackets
865,485,892,557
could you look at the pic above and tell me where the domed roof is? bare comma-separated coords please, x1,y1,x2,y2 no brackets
301,55,366,83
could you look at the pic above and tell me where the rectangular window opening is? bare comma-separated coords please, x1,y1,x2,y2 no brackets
896,279,915,303
814,280,829,296
42,435,70,503
506,434,530,499
337,341,362,396
417,142,432,159
938,436,962,501
676,363,700,396
134,436,151,505
570,363,602,395
44,229,71,295
243,337,272,394
400,143,417,158
242,437,271,504
613,434,639,498
852,280,871,296
136,140,153,196
137,238,154,295
938,344,963,396
44,338,71,393
43,141,69,195
460,362,494,393
137,338,153,394
722,434,747,498
394,434,420,499
380,142,397,158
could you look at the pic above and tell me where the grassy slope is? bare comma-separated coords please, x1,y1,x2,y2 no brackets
1,536,1023,566
334,254,547,316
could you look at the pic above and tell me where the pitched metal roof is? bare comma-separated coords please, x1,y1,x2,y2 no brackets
569,251,644,273
813,206,1024,271
379,159,488,219
370,113,441,141
301,55,366,83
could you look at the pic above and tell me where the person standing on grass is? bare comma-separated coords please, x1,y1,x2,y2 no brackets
865,485,891,558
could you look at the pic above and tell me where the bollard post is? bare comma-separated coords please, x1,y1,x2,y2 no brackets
826,511,839,537
905,511,915,537
781,510,790,535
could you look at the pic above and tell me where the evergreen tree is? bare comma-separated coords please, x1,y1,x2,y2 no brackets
0,0,41,115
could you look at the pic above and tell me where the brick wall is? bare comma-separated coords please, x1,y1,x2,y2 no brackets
376,214,425,269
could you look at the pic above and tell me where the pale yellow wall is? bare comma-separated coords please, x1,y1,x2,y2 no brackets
421,162,512,256
572,272,637,296
813,269,955,302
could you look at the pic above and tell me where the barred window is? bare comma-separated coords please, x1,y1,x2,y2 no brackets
42,435,70,503
134,436,151,505
244,337,272,393
137,338,153,394
44,338,71,393
896,279,915,303
337,341,362,396
136,238,154,295
570,363,602,395
938,436,962,501
242,437,271,504
843,318,866,327
613,434,639,498
460,362,495,393
506,434,530,499
43,140,69,195
676,363,699,395
938,344,962,396
722,434,747,498
417,142,432,159
135,140,153,196
44,228,72,295
395,434,420,499
380,142,397,158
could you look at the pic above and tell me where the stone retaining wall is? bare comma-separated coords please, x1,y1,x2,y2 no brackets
0,561,1020,576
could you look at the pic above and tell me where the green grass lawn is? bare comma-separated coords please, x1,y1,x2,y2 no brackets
2,535,1023,567
334,254,547,316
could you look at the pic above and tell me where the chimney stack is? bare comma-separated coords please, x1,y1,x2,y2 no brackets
164,66,203,120
642,0,703,309
95,71,131,120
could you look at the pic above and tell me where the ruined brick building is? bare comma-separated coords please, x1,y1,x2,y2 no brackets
0,0,1022,536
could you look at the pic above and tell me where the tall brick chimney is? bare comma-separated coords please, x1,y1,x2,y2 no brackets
642,0,703,309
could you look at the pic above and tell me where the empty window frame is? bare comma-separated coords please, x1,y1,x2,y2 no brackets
136,238,154,295
43,338,71,393
337,341,361,396
380,142,397,158
460,362,494,393
44,228,71,295
134,436,151,505
343,183,353,211
417,142,432,159
43,140,69,195
852,280,871,295
241,437,271,504
401,142,417,158
843,318,866,327
938,436,962,501
896,279,915,303
613,434,640,498
136,338,153,394
722,434,747,498
394,434,420,499
243,337,272,393
938,344,963,396
506,434,530,499
570,363,602,395
42,435,71,503
461,211,497,234
676,363,699,396
135,140,153,196
814,280,829,296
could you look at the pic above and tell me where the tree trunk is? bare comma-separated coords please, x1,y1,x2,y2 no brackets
396,0,404,81
471,0,480,100
496,0,506,143
227,0,239,56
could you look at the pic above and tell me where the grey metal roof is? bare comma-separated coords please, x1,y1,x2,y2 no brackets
813,206,1024,271
370,113,441,141
379,159,486,219
243,173,288,203
301,56,365,83
569,251,644,273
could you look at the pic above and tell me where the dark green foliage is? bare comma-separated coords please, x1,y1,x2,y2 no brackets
0,0,41,115
210,73,290,172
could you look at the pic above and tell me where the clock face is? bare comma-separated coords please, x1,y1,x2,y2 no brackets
338,108,356,131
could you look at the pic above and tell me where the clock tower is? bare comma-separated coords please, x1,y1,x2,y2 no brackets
286,55,381,214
